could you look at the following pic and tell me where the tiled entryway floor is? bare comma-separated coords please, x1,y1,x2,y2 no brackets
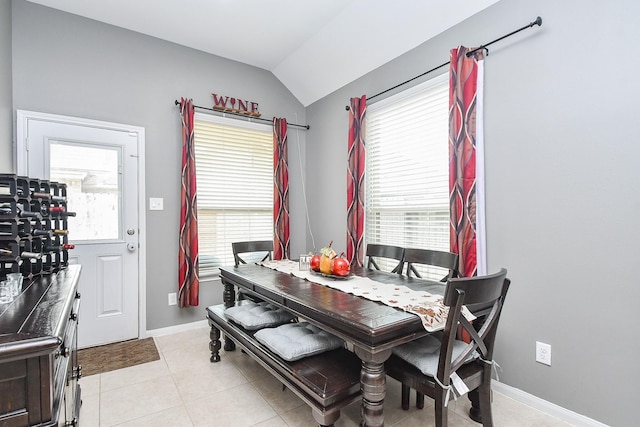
79,326,573,426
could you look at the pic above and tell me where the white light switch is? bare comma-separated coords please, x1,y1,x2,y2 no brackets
149,197,164,211
168,293,177,306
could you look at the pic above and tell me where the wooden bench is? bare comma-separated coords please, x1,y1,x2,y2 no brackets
206,304,362,427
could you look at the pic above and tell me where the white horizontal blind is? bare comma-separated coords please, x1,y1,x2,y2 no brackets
194,114,273,276
365,73,450,280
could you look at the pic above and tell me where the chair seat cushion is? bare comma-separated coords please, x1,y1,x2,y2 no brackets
392,333,477,377
254,322,344,361
224,301,295,330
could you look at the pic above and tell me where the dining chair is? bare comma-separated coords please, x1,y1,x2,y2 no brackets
385,269,510,426
232,240,273,302
232,240,274,266
365,243,404,274
403,248,459,282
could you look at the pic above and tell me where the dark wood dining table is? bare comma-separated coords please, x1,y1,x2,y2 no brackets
218,263,447,427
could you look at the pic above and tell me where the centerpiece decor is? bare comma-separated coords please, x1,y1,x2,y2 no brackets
310,242,351,277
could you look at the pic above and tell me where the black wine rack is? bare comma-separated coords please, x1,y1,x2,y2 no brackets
0,173,75,279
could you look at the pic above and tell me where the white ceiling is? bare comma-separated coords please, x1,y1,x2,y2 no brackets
26,0,500,106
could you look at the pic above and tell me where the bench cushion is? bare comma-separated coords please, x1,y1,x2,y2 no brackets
254,322,344,361
224,301,295,330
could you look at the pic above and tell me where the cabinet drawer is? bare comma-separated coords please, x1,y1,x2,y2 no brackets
0,410,29,427
0,360,28,416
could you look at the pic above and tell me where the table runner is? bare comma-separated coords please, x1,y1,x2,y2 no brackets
260,260,474,332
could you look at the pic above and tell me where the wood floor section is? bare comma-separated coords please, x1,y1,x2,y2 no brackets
78,337,160,376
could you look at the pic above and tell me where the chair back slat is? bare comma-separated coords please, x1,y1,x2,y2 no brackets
403,248,459,281
365,244,404,274
232,240,274,267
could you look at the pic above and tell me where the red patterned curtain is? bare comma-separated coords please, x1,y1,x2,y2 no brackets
346,96,366,267
273,118,290,260
449,47,486,277
178,97,199,307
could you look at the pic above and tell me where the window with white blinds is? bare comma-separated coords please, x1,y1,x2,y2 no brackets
193,114,273,276
365,73,450,280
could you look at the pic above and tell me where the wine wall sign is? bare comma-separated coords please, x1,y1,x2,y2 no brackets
212,93,261,117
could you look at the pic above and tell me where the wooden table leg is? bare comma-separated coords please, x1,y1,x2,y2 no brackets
355,348,391,427
222,278,236,308
468,390,482,423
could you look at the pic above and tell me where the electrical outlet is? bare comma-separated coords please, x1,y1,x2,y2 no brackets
536,341,551,366
168,292,177,306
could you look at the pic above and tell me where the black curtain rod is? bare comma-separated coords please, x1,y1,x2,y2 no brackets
174,100,310,130
345,16,542,110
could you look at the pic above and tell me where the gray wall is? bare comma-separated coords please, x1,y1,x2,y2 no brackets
0,0,11,172
6,0,638,424
306,0,638,425
9,0,307,330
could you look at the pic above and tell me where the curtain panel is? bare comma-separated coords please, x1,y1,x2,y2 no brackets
273,118,290,260
346,96,367,267
448,47,487,277
178,97,200,307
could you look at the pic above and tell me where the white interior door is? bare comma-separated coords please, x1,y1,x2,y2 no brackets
17,111,143,349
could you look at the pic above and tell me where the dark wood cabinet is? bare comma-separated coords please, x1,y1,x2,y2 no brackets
0,265,81,426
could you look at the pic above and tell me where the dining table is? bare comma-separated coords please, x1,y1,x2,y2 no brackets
218,261,451,427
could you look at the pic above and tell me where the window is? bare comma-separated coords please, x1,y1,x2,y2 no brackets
365,73,450,280
194,114,273,276
50,142,121,241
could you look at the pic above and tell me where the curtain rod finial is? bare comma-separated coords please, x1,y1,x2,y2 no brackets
534,16,542,26
345,105,351,111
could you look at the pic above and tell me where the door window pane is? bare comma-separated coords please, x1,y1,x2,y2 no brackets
49,142,121,240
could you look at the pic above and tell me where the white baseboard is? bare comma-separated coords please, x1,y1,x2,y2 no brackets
143,319,209,338
492,382,608,427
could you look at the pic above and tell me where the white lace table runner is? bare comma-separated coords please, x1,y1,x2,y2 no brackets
259,260,475,332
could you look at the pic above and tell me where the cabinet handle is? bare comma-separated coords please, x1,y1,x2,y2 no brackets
72,365,83,380
70,312,78,321
75,291,81,299
58,346,70,358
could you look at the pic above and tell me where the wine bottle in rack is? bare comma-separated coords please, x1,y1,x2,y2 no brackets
49,206,66,214
20,250,43,260
16,230,49,239
38,201,50,217
31,191,51,199
51,194,66,203
0,247,41,260
0,248,15,256
61,243,75,250
0,206,43,219
52,229,69,236
18,228,51,237
30,229,52,237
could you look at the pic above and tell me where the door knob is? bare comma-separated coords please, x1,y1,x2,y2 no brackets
127,243,136,252
127,229,136,235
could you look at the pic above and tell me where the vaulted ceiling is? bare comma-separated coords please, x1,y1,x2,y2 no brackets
26,0,500,106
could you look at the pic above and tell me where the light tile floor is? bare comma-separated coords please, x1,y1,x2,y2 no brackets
79,326,574,427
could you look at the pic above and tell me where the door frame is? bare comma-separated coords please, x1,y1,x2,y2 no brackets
15,110,147,340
